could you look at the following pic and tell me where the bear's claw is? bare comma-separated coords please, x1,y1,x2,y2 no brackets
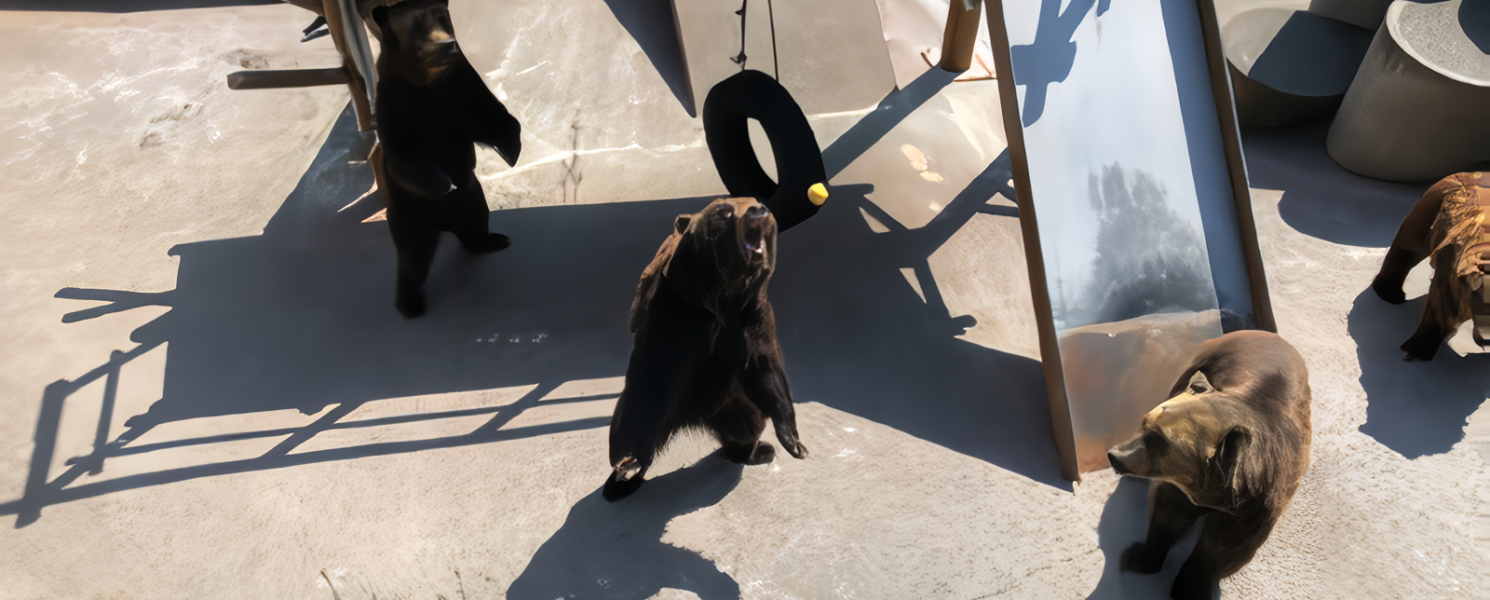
613,457,642,482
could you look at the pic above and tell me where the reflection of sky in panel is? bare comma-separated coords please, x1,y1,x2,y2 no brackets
1005,0,1216,331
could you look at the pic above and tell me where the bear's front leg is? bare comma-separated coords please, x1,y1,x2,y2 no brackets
1169,550,1220,600
1372,246,1426,305
449,61,522,166
1122,483,1204,575
740,351,808,459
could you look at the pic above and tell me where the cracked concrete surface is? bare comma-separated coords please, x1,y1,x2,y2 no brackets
0,1,1487,599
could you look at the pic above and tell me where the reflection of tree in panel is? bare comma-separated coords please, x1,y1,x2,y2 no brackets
1076,164,1215,327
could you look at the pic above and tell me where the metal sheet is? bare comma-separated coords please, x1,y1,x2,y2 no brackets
986,0,1273,478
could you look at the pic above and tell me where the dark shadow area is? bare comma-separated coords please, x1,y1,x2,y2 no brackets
1006,0,1115,127
603,0,695,118
773,150,1067,489
8,100,1059,525
6,106,652,526
0,0,275,11
1085,477,1208,600
1242,123,1430,248
1243,12,1372,96
1348,288,1490,458
820,66,957,179
1464,0,1490,54
507,454,744,600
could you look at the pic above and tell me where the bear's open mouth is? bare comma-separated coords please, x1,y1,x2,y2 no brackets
743,221,768,255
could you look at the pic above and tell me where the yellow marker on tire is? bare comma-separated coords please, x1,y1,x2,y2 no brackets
808,183,829,206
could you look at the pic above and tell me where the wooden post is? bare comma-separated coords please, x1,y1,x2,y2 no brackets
941,0,983,73
227,68,351,90
322,0,377,133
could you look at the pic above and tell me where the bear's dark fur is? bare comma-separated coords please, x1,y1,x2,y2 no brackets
1371,171,1490,360
604,197,808,502
371,0,521,318
1107,330,1311,600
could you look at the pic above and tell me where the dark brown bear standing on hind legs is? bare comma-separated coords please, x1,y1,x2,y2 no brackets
1371,171,1490,361
604,198,808,502
1107,331,1311,600
371,0,521,318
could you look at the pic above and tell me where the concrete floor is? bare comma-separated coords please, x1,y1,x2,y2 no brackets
1,1,1487,599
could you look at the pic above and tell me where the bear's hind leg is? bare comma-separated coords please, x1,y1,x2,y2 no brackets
740,352,808,459
708,396,772,465
604,390,668,502
1403,249,1474,361
448,174,510,254
1402,320,1449,362
603,456,652,502
389,212,440,319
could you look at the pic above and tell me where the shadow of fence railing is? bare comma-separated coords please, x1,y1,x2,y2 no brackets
8,79,1059,528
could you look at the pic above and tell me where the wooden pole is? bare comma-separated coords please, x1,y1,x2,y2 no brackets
940,0,983,73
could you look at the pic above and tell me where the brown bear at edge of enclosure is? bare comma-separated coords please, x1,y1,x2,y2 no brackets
1107,330,1312,600
604,198,808,502
371,0,522,318
1371,171,1490,361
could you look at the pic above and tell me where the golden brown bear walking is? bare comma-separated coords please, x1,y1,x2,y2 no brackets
1371,171,1490,360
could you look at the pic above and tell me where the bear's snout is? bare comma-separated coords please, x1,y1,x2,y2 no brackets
741,203,773,256
1108,445,1143,476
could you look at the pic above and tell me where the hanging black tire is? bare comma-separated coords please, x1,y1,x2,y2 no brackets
703,70,829,232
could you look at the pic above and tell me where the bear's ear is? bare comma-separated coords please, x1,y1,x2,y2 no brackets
674,214,693,234
1186,370,1214,395
372,5,395,44
1215,425,1252,498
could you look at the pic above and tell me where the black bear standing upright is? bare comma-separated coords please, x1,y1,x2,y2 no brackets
604,198,808,502
371,0,521,318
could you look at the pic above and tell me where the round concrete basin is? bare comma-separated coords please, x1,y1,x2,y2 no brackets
1223,8,1375,128
1306,0,1396,30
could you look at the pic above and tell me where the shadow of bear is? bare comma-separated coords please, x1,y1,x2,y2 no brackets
1349,288,1490,458
507,453,746,600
